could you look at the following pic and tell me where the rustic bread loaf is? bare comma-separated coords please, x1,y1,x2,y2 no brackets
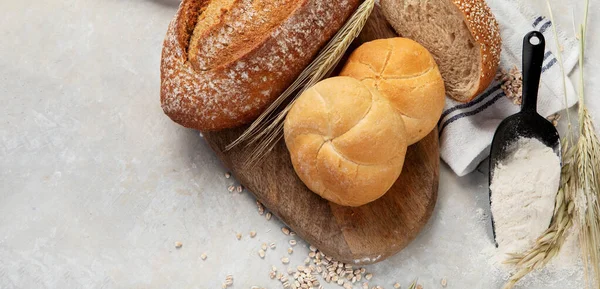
284,77,408,207
160,0,360,131
340,38,445,145
380,0,501,102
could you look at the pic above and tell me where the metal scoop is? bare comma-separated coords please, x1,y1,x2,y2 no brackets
488,31,561,245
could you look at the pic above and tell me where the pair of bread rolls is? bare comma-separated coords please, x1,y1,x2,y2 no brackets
285,38,445,207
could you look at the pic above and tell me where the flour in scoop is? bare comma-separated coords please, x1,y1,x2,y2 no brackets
490,137,561,259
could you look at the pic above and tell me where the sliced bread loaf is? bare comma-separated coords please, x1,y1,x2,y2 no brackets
380,0,501,102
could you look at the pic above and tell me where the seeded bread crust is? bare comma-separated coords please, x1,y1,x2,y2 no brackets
454,0,502,98
381,0,501,102
160,0,361,131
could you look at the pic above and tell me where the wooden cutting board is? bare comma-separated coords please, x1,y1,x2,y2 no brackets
203,6,439,265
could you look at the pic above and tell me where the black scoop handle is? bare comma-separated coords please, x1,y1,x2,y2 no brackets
521,31,546,113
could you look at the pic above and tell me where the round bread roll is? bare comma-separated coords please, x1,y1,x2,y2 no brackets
340,38,446,145
284,77,408,207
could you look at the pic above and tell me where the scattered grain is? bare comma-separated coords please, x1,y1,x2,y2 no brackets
282,257,290,264
227,185,235,192
257,201,265,215
236,233,242,240
258,249,266,258
441,277,447,287
200,253,207,260
365,273,373,280
282,227,291,235
261,243,268,250
224,275,233,286
289,239,297,246
236,185,243,193
288,247,294,254
270,242,276,250
547,113,561,127
394,282,401,288
497,65,523,105
250,231,257,238
175,242,183,249
225,172,231,178
265,212,272,220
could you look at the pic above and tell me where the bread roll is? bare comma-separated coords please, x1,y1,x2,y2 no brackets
340,38,445,145
160,0,360,131
380,0,501,102
284,77,408,207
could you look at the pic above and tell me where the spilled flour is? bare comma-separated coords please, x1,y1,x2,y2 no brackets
490,137,561,258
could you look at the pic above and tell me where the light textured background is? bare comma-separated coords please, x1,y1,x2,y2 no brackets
0,0,598,288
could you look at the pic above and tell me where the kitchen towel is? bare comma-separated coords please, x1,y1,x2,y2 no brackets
440,0,579,176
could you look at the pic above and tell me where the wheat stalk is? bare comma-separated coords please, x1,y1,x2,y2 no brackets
226,0,375,165
408,279,418,289
575,109,600,288
503,0,600,288
546,0,573,142
571,1,600,287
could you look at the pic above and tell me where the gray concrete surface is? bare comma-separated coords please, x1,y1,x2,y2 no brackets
0,0,598,288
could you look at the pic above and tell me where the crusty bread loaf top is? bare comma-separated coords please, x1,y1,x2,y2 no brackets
161,0,360,131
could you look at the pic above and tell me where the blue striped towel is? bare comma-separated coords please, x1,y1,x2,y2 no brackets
440,0,579,176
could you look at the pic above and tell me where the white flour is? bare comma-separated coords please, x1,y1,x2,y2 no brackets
490,137,561,259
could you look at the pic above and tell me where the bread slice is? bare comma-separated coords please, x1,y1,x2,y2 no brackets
380,0,501,102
